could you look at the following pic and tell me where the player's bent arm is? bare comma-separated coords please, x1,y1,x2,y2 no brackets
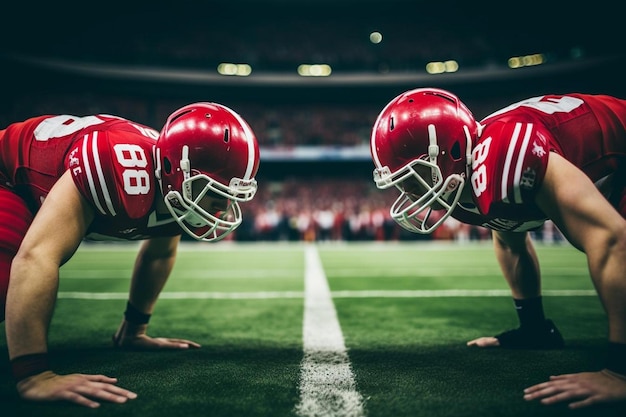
524,151,626,408
467,230,546,348
128,235,181,314
5,170,95,361
114,235,200,349
491,230,541,300
536,152,626,344
7,172,138,407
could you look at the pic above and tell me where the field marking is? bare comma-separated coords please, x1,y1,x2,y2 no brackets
294,245,365,417
59,266,588,279
58,291,304,300
331,289,597,297
57,289,597,300
59,270,301,279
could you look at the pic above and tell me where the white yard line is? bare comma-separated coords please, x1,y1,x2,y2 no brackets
331,289,596,297
294,245,365,417
59,270,300,279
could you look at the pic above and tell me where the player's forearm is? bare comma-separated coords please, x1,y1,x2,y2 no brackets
5,255,59,360
128,256,176,313
127,238,179,313
492,231,541,299
587,240,626,344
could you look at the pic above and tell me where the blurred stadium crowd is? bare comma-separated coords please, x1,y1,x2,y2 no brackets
0,0,620,244
236,177,565,244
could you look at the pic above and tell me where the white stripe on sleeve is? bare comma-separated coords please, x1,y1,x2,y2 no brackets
512,123,533,203
90,132,116,215
500,122,522,203
82,133,106,215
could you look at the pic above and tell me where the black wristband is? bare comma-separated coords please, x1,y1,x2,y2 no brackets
606,342,626,375
11,353,50,382
124,301,151,325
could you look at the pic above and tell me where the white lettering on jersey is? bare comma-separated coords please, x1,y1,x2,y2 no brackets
113,144,151,195
68,147,82,175
520,168,537,189
532,141,546,157
128,123,159,140
68,148,80,168
83,139,154,214
485,95,585,119
471,137,492,197
34,115,106,141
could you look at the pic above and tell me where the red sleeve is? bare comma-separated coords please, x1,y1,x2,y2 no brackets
67,129,156,219
472,119,550,216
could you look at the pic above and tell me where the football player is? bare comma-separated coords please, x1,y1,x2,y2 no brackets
1,103,260,407
370,88,626,409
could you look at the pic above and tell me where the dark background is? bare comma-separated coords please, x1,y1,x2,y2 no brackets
1,0,624,179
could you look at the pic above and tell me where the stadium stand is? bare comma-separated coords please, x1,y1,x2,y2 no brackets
0,0,620,243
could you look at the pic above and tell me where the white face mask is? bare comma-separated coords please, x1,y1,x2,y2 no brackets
163,174,250,242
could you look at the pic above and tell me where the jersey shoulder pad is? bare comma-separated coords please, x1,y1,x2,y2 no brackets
67,128,156,219
472,117,551,215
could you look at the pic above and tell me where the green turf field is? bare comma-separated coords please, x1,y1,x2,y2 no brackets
1,241,623,416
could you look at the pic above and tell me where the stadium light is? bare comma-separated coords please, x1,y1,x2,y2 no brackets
217,63,252,76
369,31,383,44
507,53,545,69
297,64,332,77
426,60,459,74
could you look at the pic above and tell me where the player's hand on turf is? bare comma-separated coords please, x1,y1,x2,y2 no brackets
113,320,201,350
467,336,500,347
523,369,626,409
467,321,563,349
16,370,137,408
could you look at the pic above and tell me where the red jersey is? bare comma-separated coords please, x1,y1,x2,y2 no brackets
0,114,182,240
452,94,626,231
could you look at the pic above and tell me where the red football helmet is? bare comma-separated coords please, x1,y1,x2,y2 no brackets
370,88,478,234
155,102,260,242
